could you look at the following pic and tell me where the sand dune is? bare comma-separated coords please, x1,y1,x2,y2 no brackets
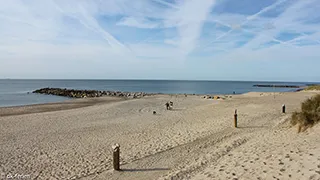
0,92,319,180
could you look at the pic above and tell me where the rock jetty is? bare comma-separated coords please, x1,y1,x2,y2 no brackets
33,88,153,99
253,84,301,88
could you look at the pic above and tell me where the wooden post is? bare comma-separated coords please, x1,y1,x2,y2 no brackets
234,109,238,128
282,104,286,113
297,124,302,133
112,144,120,171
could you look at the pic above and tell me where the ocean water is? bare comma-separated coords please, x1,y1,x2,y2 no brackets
0,79,312,107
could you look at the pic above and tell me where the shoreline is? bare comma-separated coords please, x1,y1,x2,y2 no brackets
1,82,312,109
0,93,215,117
0,90,304,115
0,96,124,117
0,90,307,117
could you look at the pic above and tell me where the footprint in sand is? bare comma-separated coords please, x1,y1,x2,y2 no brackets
309,174,318,180
207,174,214,178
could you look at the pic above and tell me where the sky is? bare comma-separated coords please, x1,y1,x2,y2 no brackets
0,0,320,82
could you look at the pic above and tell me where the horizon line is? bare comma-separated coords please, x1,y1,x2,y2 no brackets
0,78,319,83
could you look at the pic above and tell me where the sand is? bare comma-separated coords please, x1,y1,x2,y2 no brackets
0,92,319,180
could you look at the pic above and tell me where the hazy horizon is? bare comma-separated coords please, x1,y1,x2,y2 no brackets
0,78,319,83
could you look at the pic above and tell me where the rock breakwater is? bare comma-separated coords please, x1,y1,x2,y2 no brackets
253,84,301,88
33,88,154,99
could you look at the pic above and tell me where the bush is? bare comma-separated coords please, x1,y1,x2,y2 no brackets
291,94,320,132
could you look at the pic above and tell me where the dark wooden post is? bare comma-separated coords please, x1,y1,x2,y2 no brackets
234,109,238,128
112,144,120,171
298,124,302,133
282,104,286,113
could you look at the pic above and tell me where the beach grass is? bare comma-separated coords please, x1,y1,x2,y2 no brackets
291,94,320,132
304,85,320,91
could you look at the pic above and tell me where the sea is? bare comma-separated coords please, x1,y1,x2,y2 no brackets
0,79,315,107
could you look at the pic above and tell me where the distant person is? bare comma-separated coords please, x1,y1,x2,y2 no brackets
170,101,173,107
165,102,170,110
233,91,236,95
169,101,173,110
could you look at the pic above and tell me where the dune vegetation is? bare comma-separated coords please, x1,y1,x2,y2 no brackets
291,94,320,132
304,85,320,91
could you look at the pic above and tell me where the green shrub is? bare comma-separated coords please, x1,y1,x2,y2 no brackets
291,94,320,132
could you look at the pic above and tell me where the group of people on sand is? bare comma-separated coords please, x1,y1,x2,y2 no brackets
165,101,173,110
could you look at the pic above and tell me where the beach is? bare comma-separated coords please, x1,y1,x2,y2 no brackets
1,91,320,180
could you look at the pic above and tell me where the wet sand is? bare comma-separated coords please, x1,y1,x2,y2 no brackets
0,97,123,117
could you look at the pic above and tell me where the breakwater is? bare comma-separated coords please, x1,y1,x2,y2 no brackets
253,84,302,88
33,88,154,98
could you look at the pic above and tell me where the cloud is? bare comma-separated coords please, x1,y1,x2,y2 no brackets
164,39,179,46
53,1,131,53
116,17,159,29
164,0,217,56
151,0,179,9
240,0,319,52
0,0,320,81
201,0,291,50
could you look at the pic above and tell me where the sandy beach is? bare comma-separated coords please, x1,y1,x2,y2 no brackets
1,92,320,180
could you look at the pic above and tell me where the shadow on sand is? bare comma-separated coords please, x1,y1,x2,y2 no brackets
120,168,170,172
170,108,185,111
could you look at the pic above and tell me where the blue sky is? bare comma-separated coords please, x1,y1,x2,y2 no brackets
0,0,320,82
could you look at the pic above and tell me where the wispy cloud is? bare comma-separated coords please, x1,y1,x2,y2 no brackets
53,1,131,53
116,17,160,29
1,0,320,81
164,0,217,56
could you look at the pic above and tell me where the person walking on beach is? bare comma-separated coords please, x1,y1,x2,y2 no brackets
165,102,170,110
